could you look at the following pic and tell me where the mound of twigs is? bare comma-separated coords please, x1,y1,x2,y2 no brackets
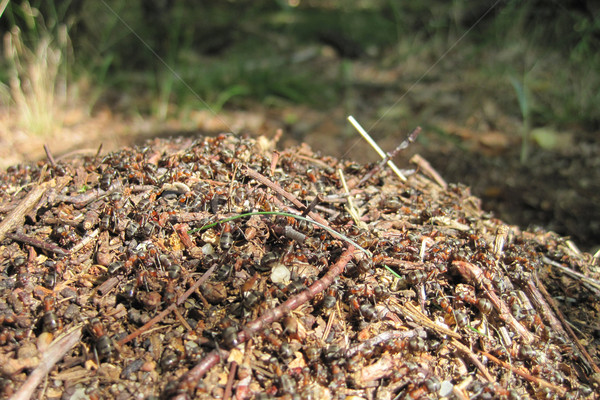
0,133,599,399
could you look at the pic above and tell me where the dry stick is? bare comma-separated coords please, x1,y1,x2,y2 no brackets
522,280,567,339
223,361,237,400
480,350,567,395
54,183,156,209
347,115,407,182
0,177,70,242
450,339,495,382
399,302,461,340
322,309,335,342
11,326,83,400
535,274,600,375
5,232,70,256
356,126,421,188
375,257,428,271
43,144,57,167
69,228,100,255
53,188,106,207
117,264,217,346
242,166,331,228
346,329,422,358
269,151,280,177
169,212,211,224
302,194,322,217
452,261,535,344
410,154,448,189
338,169,365,229
171,246,356,399
543,256,600,290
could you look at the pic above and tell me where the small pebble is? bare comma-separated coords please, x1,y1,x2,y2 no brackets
270,263,291,284
439,380,454,397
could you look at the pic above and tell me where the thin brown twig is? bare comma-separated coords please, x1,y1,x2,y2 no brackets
68,228,100,255
543,256,600,290
53,189,104,206
398,302,461,339
43,144,56,167
169,212,211,224
373,256,428,270
451,339,495,382
356,126,421,188
242,166,331,228
452,261,535,343
223,361,237,400
5,232,70,256
117,265,217,346
522,279,567,339
11,326,83,400
269,151,280,177
322,309,335,342
535,274,600,375
302,194,322,217
346,329,423,358
480,350,567,395
170,246,356,399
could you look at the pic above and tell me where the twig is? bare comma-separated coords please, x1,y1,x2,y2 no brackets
170,246,356,399
6,232,70,257
53,183,155,209
43,144,56,168
452,261,534,343
410,154,447,189
373,256,427,270
543,256,600,290
302,194,322,217
269,151,280,177
322,309,335,342
347,115,407,182
522,279,567,339
240,246,355,341
223,361,237,400
169,212,211,224
480,350,567,395
397,302,461,339
0,177,70,241
535,274,600,375
117,264,217,346
242,166,331,228
450,339,494,382
357,126,421,187
68,228,99,255
11,326,83,400
345,329,422,358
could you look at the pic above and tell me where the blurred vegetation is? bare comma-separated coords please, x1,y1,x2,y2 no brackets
1,0,599,131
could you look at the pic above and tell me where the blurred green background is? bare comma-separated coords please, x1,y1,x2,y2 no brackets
2,0,599,128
